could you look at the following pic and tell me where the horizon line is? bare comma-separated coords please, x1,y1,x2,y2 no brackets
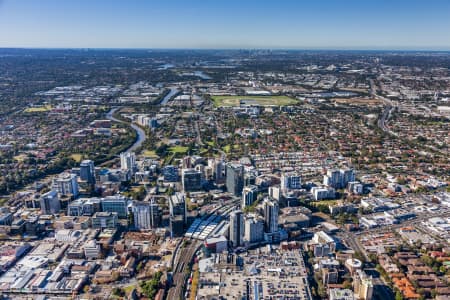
1,46,450,52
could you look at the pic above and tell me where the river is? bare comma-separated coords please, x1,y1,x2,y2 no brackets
159,88,179,105
106,107,146,152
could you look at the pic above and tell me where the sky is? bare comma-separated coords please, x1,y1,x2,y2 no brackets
0,0,450,50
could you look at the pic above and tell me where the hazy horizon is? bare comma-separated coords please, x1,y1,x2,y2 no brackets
1,0,450,50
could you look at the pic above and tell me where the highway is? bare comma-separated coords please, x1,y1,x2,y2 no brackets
370,78,397,136
374,95,397,136
370,79,449,156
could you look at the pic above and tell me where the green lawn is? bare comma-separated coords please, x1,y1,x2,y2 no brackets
211,95,297,107
122,284,137,296
222,145,231,153
142,150,158,157
310,200,338,207
169,146,189,154
14,154,27,162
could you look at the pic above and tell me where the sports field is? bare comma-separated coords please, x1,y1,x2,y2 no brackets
211,95,297,107
24,105,52,112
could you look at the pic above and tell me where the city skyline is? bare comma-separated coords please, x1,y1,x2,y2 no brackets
1,0,450,50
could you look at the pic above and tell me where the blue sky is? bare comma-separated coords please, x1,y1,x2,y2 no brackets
0,0,450,49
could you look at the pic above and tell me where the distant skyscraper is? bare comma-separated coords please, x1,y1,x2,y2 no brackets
80,160,95,184
226,163,244,196
229,210,244,247
120,152,136,173
40,190,61,214
263,199,279,234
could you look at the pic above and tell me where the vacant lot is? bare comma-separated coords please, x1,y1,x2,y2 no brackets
70,153,83,162
211,95,297,107
334,98,382,105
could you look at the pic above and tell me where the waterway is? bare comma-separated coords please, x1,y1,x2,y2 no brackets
106,108,146,152
159,88,180,105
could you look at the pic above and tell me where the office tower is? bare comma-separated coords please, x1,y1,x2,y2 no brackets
244,173,256,186
169,192,186,223
101,195,129,218
281,172,302,190
268,186,281,201
244,215,264,244
263,199,279,234
170,215,185,238
203,166,214,180
329,288,354,300
311,186,336,201
323,169,341,188
314,243,332,257
229,210,244,247
120,152,136,173
132,201,161,229
340,169,356,187
150,118,158,128
313,231,337,253
80,160,95,184
182,169,202,192
242,185,258,209
323,168,355,189
182,156,192,169
40,190,61,214
91,212,118,229
53,173,79,197
226,163,244,196
162,165,178,182
347,181,363,195
194,164,205,179
323,268,339,285
210,159,225,184
83,240,101,259
354,270,374,300
67,198,101,216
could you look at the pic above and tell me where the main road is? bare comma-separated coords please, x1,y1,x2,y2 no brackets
106,107,146,153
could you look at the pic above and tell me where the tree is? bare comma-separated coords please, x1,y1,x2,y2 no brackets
140,271,162,299
395,290,404,300
112,287,125,297
368,253,377,263
343,279,352,289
